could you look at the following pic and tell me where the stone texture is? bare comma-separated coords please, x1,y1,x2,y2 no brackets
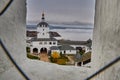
1,0,120,80
92,0,120,80
0,0,26,64
0,0,89,80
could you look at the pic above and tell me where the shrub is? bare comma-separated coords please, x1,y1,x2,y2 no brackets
51,51,60,59
56,59,66,65
27,53,40,60
50,51,70,65
50,55,69,65
50,57,57,63
60,52,63,57
26,47,30,53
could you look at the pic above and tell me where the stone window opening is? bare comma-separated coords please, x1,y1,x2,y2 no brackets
25,0,94,68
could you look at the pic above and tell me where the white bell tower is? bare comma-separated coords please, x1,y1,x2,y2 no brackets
37,13,50,38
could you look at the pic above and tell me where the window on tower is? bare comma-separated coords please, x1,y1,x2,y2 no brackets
43,25,45,27
43,33,44,35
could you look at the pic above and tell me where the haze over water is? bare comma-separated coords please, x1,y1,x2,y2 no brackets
27,24,93,41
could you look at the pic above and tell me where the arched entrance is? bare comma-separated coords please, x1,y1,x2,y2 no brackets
40,47,47,53
33,48,38,54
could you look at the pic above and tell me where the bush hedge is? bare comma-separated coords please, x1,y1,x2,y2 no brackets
27,53,40,60
26,47,30,53
56,58,67,65
50,56,69,65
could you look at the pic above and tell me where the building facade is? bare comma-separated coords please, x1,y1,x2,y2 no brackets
29,13,58,54
27,13,90,55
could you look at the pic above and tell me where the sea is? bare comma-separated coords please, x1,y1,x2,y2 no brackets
26,24,93,41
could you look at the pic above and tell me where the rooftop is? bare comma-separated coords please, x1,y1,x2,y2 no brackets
30,37,57,41
27,31,61,37
37,22,49,27
58,45,75,50
50,46,59,50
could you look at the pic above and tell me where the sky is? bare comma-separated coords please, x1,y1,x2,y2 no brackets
27,0,95,25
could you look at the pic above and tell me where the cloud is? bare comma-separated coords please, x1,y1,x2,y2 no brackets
27,0,95,24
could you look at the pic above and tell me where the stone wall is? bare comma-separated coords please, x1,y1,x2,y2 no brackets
0,0,89,80
0,0,26,64
0,0,26,79
1,0,119,80
92,0,120,80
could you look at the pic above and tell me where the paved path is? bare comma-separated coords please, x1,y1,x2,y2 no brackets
66,55,75,64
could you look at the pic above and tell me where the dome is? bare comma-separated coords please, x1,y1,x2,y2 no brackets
38,22,48,27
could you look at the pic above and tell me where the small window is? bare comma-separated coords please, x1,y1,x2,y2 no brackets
43,29,44,31
49,42,52,45
44,41,47,44
43,25,46,27
39,42,42,44
43,33,44,35
64,50,66,54
53,42,56,45
30,44,33,47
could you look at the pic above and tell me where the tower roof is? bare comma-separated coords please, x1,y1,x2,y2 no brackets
37,22,48,27
42,12,45,21
37,12,49,27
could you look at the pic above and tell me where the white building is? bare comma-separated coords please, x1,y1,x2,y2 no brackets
50,45,76,54
37,13,49,38
58,45,76,54
27,13,91,55
29,13,58,54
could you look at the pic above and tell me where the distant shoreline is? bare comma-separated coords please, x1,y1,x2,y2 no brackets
26,24,93,30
